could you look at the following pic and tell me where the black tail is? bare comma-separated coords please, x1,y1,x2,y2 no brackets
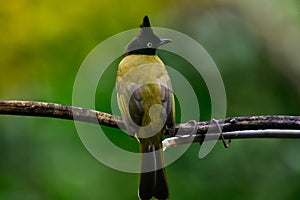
139,143,169,200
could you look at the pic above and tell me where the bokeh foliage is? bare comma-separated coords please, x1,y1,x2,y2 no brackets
1,0,300,199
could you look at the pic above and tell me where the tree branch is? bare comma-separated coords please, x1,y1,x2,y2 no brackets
1,100,299,144
162,129,300,149
0,100,123,128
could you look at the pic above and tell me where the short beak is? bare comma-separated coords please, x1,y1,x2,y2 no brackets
159,38,172,46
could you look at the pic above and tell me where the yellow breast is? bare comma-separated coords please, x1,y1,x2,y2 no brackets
117,55,168,81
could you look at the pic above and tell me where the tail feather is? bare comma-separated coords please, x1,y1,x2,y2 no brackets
139,143,169,200
153,168,168,199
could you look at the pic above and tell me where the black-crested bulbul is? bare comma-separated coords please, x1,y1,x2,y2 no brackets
116,16,175,200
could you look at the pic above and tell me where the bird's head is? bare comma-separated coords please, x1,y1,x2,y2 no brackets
125,16,172,55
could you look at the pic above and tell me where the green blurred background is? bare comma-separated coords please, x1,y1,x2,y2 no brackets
1,0,300,199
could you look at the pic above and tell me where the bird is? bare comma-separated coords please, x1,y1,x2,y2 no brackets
116,16,175,200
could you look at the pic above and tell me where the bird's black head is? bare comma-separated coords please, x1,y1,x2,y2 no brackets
125,16,172,56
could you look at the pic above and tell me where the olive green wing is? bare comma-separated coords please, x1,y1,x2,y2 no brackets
160,81,175,135
116,81,144,136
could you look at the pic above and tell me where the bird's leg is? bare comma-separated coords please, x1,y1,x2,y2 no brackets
212,119,231,148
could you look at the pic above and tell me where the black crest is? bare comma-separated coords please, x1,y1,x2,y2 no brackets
124,16,172,56
140,16,151,28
